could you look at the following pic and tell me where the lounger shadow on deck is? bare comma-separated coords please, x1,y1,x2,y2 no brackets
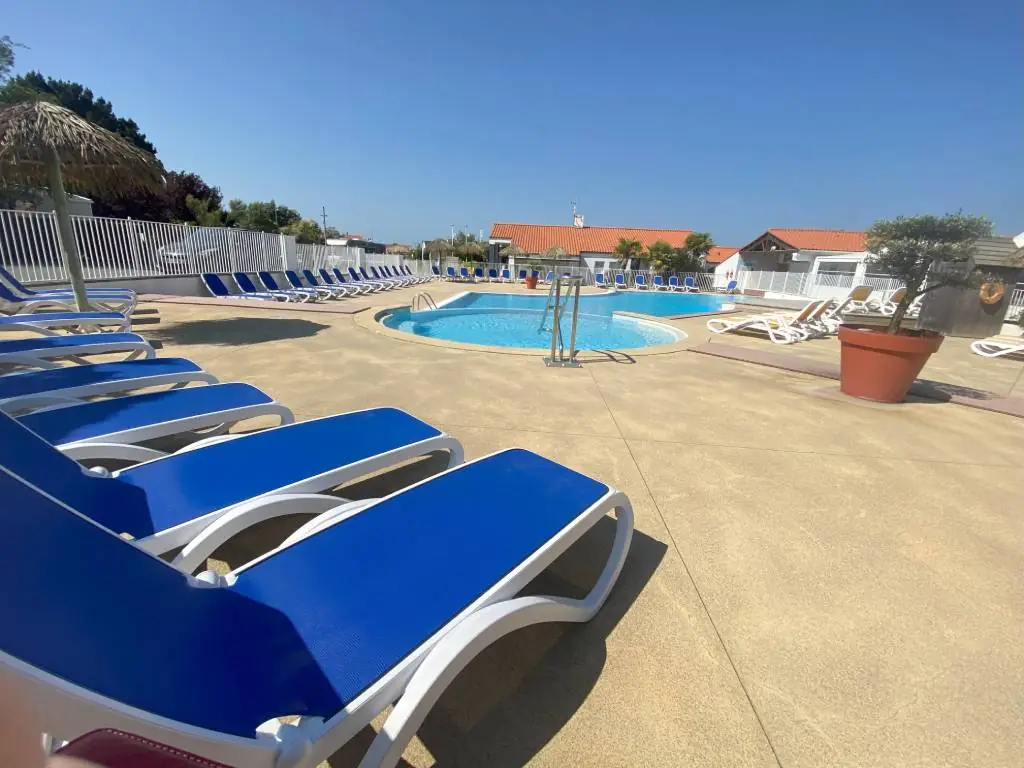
144,317,331,347
326,523,667,768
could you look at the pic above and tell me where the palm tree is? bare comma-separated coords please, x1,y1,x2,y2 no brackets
613,237,645,270
542,245,567,260
682,232,714,267
0,101,163,310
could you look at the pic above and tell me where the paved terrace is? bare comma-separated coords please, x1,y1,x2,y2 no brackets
137,281,1023,767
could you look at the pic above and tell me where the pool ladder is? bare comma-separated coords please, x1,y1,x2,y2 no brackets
411,292,439,312
544,276,583,368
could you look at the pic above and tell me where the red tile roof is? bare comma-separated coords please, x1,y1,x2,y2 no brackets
765,228,867,252
490,222,693,257
705,246,738,264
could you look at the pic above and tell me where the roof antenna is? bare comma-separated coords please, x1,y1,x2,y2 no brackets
571,200,585,228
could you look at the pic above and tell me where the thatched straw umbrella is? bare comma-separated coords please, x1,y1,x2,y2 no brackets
0,101,164,310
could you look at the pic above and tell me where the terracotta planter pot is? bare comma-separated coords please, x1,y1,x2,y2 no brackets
524,276,538,289
838,325,944,403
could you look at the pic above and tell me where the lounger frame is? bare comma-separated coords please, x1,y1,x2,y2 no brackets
3,448,630,768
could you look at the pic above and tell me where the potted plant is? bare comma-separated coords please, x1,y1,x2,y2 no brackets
838,212,992,403
524,264,539,289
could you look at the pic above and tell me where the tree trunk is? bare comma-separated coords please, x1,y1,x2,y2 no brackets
44,148,91,312
886,292,915,334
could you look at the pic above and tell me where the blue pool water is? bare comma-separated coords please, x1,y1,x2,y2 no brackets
382,290,728,350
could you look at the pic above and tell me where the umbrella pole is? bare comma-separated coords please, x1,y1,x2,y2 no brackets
45,147,91,312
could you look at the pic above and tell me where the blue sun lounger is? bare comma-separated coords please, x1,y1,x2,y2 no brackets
614,273,627,289
319,268,367,295
0,332,153,370
594,272,607,288
0,310,130,335
284,270,333,300
634,273,649,290
446,265,458,280
353,266,394,290
487,268,498,282
0,358,217,415
683,276,698,292
17,382,293,463
500,268,511,282
459,266,471,281
256,272,319,301
401,265,429,283
0,445,631,768
668,275,681,291
0,265,136,314
0,279,134,316
302,269,352,298
381,266,413,285
230,273,291,301
432,265,441,279
652,275,666,290
332,268,380,293
375,266,410,286
202,273,276,302
0,405,463,559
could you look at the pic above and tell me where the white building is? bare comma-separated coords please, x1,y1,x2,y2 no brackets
714,228,870,292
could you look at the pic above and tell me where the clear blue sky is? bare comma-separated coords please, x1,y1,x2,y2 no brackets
6,0,1021,245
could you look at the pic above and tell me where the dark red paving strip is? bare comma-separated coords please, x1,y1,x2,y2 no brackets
138,294,372,315
689,342,1024,420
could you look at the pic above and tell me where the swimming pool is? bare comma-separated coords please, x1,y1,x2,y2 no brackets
382,290,729,350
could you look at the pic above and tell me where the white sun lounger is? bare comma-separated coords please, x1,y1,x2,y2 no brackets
0,265,136,314
0,332,153,370
970,335,1024,359
16,382,294,464
0,405,464,559
0,310,130,335
706,301,823,344
0,445,631,768
0,357,218,414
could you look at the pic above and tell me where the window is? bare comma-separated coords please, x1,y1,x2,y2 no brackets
594,260,605,270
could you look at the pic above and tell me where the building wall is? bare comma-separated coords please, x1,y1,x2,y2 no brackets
580,252,614,272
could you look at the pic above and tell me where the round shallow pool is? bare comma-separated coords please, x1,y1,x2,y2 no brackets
382,290,727,350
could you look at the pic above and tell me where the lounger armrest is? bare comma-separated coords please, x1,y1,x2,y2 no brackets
60,442,168,464
172,493,362,574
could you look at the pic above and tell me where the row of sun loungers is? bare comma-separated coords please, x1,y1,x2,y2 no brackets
705,285,920,345
203,265,429,302
0,296,634,767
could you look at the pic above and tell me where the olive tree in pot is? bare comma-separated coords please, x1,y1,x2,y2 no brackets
838,212,992,403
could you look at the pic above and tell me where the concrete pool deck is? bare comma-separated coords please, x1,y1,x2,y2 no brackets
67,283,1024,766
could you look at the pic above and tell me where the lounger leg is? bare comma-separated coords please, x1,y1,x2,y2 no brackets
357,495,634,768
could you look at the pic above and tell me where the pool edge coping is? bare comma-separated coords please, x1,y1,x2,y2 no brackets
357,301,741,358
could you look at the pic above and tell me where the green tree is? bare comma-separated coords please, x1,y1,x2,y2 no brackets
866,212,993,333
612,237,645,269
646,240,676,272
184,194,223,227
0,35,24,83
280,218,326,244
164,171,223,224
324,226,341,240
682,232,714,264
225,200,300,233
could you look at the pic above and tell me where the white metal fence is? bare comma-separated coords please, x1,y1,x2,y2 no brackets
294,243,363,274
736,270,906,302
1,208,291,283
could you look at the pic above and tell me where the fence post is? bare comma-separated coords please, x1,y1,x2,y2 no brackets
279,234,288,272
227,229,237,273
